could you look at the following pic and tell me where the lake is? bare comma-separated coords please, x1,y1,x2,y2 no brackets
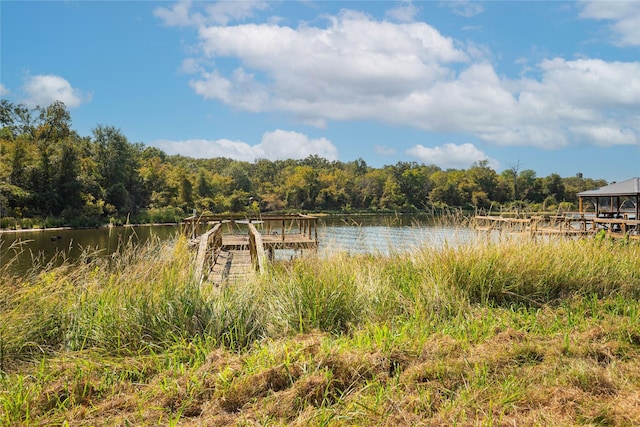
0,215,477,276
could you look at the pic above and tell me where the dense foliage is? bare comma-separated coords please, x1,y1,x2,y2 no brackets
1,100,608,227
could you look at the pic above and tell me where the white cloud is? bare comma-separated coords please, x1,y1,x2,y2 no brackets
191,9,468,118
190,69,269,112
152,130,337,162
407,143,498,169
154,0,269,27
171,5,638,150
258,130,338,160
441,1,485,18
535,58,640,109
386,1,419,23
22,74,88,108
154,138,257,162
154,0,197,27
375,145,396,156
579,0,640,46
203,1,269,25
0,84,10,97
569,125,637,147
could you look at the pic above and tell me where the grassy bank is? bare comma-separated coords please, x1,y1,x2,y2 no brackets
1,234,640,425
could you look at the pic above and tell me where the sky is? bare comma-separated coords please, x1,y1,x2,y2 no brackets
1,0,639,183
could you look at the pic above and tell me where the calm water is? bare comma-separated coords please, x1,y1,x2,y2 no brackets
1,215,476,276
1,225,179,277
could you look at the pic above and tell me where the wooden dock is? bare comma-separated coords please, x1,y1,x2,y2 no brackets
185,214,318,286
474,214,640,240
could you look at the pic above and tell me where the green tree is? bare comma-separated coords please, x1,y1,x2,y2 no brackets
358,168,388,208
225,162,253,193
380,173,404,209
283,165,319,209
429,170,463,206
179,170,194,208
55,138,83,215
92,125,141,214
542,173,565,207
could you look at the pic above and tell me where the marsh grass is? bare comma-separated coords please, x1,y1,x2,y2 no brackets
1,232,640,425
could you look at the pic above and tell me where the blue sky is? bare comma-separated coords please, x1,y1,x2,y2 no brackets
1,1,639,182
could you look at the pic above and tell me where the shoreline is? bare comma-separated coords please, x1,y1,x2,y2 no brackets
0,223,180,235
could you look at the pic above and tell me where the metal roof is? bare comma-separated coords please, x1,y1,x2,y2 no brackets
577,178,640,197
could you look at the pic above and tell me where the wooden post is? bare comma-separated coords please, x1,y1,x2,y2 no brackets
579,197,583,216
610,197,614,216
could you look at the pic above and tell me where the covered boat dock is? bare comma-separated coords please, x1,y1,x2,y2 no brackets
474,177,640,239
577,177,640,221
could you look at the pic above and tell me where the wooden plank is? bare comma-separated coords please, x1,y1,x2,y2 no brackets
208,250,254,285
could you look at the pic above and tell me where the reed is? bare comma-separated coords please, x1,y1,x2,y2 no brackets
1,233,639,425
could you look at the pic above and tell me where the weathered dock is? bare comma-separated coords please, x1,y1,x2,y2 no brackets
185,214,318,285
476,177,640,240
474,214,640,240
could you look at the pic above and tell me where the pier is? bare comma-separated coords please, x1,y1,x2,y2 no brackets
184,214,318,285
473,214,640,239
475,177,640,241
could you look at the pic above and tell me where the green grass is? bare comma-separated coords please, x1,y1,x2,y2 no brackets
1,233,640,425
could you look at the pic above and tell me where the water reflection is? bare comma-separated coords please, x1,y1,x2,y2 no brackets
1,225,179,276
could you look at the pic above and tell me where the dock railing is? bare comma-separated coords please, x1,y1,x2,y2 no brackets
193,223,223,284
474,213,639,239
247,223,266,274
592,218,640,237
259,214,318,243
182,215,227,239
186,214,319,284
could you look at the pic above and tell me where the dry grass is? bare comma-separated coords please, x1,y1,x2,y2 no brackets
8,324,638,426
1,234,640,425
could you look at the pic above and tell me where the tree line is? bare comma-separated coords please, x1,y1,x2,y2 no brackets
0,100,608,227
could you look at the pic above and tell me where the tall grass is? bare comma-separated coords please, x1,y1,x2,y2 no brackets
3,233,639,364
1,232,640,424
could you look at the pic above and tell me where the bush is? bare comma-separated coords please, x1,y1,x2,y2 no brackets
0,217,18,229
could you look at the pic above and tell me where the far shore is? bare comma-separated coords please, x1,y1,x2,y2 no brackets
0,223,180,235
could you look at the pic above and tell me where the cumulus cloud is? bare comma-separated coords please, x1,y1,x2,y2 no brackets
22,74,89,108
407,142,498,169
167,4,639,150
579,0,640,46
258,130,338,160
0,84,10,97
190,10,468,118
152,130,337,162
154,138,256,161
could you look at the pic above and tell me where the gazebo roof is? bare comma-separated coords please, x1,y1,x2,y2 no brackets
577,178,640,198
